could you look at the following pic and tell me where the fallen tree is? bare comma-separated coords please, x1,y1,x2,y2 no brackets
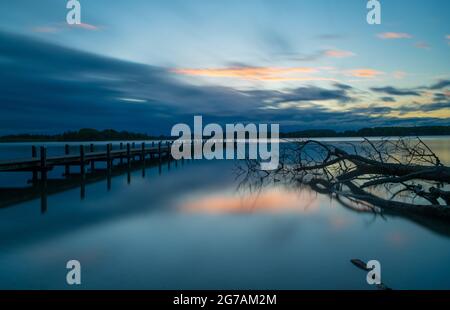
237,137,450,221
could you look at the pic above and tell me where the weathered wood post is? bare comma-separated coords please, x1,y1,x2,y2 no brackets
107,145,112,191
140,142,146,178
131,142,136,161
32,146,38,183
64,144,70,176
158,141,162,161
150,141,154,159
158,141,162,175
40,146,47,182
38,146,48,213
90,143,95,172
106,143,112,171
80,145,85,178
120,142,124,165
79,145,86,200
127,143,131,168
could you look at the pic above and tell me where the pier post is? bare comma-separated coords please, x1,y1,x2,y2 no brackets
127,143,131,168
64,144,70,176
90,143,95,172
39,146,48,213
106,143,112,170
40,146,47,182
80,145,86,200
150,141,154,159
107,150,112,191
80,145,85,178
127,143,131,183
120,142,124,165
141,142,146,178
31,146,38,183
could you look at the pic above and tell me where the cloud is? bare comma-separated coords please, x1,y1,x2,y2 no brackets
333,83,353,90
370,86,421,96
347,69,384,78
323,49,355,58
415,42,431,50
429,80,450,90
380,97,396,102
433,93,449,102
69,23,100,31
0,31,448,135
172,66,333,82
32,23,100,34
247,85,354,105
377,32,413,39
397,101,450,114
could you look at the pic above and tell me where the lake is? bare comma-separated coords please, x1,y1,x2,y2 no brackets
0,137,449,289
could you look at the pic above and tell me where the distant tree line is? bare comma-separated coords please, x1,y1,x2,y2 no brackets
280,126,450,138
0,128,169,142
1,126,450,142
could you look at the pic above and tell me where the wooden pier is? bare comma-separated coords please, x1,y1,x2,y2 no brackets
0,141,187,213
0,142,173,179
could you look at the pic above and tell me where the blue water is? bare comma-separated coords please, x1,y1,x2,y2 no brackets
0,139,449,289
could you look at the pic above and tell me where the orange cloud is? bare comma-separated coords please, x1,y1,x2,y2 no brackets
172,66,326,81
377,32,412,39
69,23,99,31
347,69,384,78
324,49,355,58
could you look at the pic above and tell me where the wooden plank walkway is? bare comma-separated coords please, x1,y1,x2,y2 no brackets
0,153,182,210
0,142,173,174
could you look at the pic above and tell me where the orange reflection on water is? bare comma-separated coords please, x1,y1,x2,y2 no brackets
181,187,319,214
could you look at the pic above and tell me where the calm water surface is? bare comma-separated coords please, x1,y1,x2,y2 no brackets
0,138,449,289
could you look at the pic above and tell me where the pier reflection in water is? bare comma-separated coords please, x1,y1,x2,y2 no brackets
0,150,182,214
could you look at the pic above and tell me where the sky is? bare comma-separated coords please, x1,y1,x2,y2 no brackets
0,0,449,134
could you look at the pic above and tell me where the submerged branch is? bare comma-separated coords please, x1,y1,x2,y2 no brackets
239,137,450,222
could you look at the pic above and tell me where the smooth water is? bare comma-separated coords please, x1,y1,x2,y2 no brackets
0,138,449,289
